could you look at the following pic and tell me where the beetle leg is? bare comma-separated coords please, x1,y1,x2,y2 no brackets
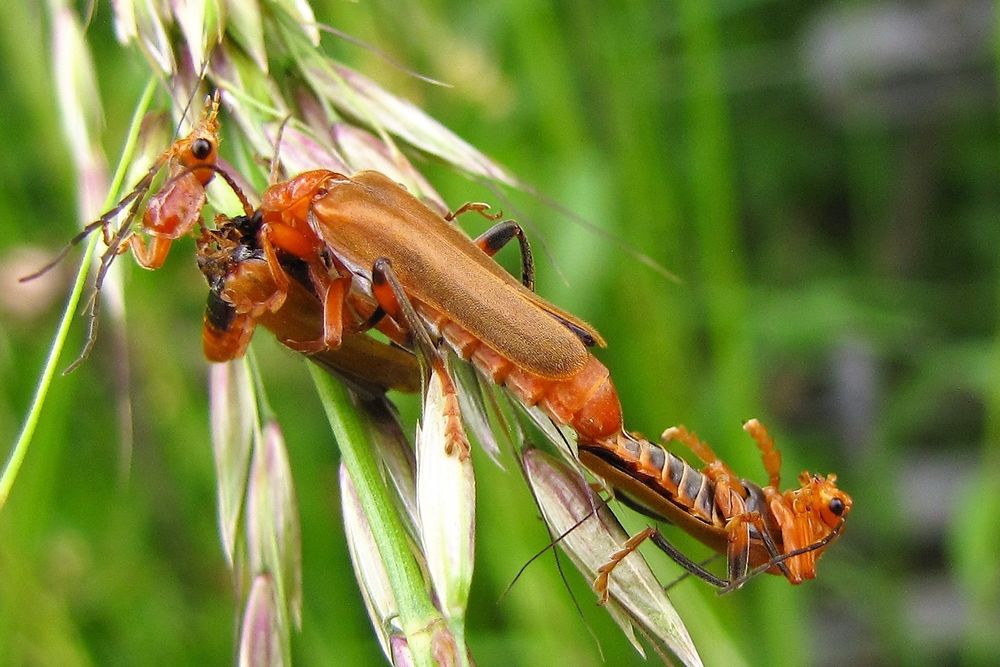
662,425,720,467
474,220,535,291
63,212,147,373
647,529,730,588
316,273,351,350
594,527,656,604
723,506,793,585
371,258,441,366
362,306,411,348
726,516,845,592
372,257,471,459
716,484,753,585
92,189,149,272
445,201,502,222
658,426,792,585
444,202,534,290
256,224,294,313
274,258,354,355
594,526,729,601
743,419,782,490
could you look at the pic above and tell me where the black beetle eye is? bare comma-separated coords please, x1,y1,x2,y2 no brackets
192,138,212,160
829,497,845,516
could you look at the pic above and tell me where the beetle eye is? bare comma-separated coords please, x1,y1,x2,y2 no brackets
192,138,212,160
829,497,845,516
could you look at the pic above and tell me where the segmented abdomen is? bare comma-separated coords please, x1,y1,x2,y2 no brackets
580,435,720,526
420,306,623,444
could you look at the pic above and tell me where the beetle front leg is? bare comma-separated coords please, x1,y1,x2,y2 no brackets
270,258,354,355
279,270,352,355
372,257,471,459
256,223,297,314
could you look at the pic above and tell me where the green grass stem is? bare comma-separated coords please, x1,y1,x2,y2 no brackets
0,76,158,513
308,364,453,666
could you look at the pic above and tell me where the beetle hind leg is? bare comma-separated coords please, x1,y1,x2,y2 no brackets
372,257,471,459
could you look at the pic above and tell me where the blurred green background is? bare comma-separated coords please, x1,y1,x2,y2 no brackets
2,1,998,665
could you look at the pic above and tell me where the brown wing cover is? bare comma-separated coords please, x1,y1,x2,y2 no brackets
310,171,601,379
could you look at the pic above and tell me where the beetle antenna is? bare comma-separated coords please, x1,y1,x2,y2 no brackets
18,246,73,283
173,57,213,139
309,22,450,88
480,178,682,286
269,114,293,184
166,163,254,217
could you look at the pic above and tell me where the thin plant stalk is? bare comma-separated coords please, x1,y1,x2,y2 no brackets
308,364,454,667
